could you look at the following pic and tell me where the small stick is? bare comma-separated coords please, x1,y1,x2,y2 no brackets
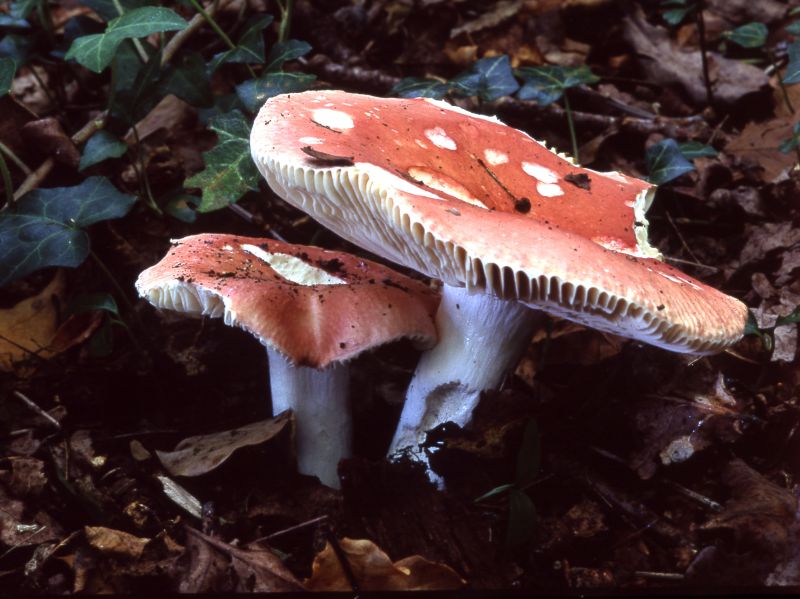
324,529,359,592
12,391,61,430
635,571,685,581
251,515,328,544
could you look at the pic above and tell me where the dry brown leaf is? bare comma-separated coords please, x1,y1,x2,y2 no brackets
84,526,150,560
180,527,303,593
156,412,292,477
305,537,465,591
450,0,522,39
0,486,62,547
21,117,80,167
0,271,64,372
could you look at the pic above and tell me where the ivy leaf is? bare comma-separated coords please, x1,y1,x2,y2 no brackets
662,6,694,25
218,14,273,65
0,57,16,96
786,21,800,36
80,0,149,22
775,305,800,328
65,7,187,73
67,292,119,316
164,193,201,223
474,483,514,503
450,55,519,102
235,71,316,113
722,22,768,49
158,52,213,108
646,138,695,184
0,33,33,65
184,110,261,212
10,0,40,19
505,490,536,549
111,49,163,123
677,140,718,159
264,39,312,72
79,130,128,171
783,40,800,85
0,177,136,287
516,65,598,105
391,77,450,99
0,15,31,30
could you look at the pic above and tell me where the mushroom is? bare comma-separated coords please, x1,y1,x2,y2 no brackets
135,233,438,488
249,90,748,463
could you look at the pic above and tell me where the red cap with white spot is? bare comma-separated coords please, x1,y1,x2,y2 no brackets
135,233,439,367
250,90,747,354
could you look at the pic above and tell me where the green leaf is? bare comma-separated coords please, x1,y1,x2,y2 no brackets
158,52,213,108
164,193,200,222
722,22,768,49
516,65,598,105
79,130,128,171
235,71,316,113
646,138,695,184
264,39,312,72
505,490,536,549
776,305,800,328
0,177,136,287
662,6,694,26
10,0,40,19
218,14,273,65
0,33,33,65
65,7,187,73
514,419,540,488
0,15,31,30
786,21,800,36
474,483,514,504
391,77,450,99
779,122,800,153
67,292,119,316
111,49,163,123
184,111,261,212
743,310,762,337
0,57,16,96
783,40,800,85
678,140,718,159
450,55,520,102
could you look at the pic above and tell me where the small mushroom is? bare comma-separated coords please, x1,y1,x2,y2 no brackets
136,234,438,488
250,90,748,468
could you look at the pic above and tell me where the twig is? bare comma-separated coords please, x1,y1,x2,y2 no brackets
695,0,714,108
252,515,328,544
663,479,722,512
634,571,685,581
12,390,62,430
323,528,360,592
162,0,234,65
277,0,295,43
0,141,32,175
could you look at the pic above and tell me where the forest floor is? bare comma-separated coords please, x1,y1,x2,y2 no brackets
1,0,799,594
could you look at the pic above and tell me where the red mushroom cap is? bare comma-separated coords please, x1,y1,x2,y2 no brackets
250,90,748,354
135,234,439,368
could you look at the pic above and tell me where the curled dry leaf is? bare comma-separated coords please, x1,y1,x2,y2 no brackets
305,537,465,591
156,412,292,477
84,526,150,560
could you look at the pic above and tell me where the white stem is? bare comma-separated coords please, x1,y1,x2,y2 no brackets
267,348,351,489
389,285,540,455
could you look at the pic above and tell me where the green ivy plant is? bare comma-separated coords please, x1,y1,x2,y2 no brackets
392,57,598,164
0,0,315,289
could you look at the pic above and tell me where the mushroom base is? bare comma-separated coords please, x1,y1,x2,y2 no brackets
388,286,543,458
267,348,351,489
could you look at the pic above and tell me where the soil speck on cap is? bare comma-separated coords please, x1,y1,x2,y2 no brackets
514,197,532,213
565,172,591,190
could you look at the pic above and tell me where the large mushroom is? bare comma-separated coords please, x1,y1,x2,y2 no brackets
136,233,438,488
249,90,748,461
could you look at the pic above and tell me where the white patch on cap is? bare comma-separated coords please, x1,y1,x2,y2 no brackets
299,136,324,145
422,97,503,125
484,149,508,165
592,236,649,258
522,162,559,184
408,167,487,209
536,182,564,197
311,108,354,131
657,271,702,290
241,244,346,286
424,127,457,150
415,139,428,149
222,244,234,251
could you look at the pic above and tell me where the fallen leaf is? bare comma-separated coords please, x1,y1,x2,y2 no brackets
450,0,522,39
179,527,303,593
305,537,465,591
156,412,292,477
687,460,798,585
623,8,769,108
0,487,62,547
84,526,150,560
0,271,64,372
21,117,80,167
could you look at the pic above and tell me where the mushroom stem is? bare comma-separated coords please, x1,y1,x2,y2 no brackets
267,347,352,489
388,285,541,456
